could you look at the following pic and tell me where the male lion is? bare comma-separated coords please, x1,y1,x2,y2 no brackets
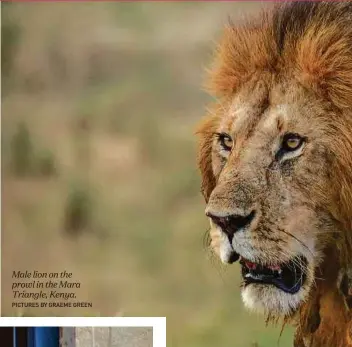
197,2,352,347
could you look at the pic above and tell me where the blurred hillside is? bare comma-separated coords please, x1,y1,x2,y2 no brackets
2,2,293,347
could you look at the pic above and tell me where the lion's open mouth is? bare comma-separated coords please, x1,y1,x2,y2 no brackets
240,256,307,294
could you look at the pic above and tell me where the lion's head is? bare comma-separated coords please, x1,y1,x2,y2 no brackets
197,2,352,319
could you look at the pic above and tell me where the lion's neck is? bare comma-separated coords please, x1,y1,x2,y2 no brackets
293,248,351,347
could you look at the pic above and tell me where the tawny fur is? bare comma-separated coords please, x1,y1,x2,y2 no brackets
197,2,352,347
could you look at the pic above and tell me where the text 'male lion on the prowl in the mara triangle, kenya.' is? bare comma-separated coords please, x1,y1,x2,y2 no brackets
196,2,352,347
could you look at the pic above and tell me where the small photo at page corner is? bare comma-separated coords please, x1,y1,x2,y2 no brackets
0,326,153,347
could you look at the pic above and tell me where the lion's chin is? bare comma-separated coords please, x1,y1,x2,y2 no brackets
238,255,311,316
241,283,310,317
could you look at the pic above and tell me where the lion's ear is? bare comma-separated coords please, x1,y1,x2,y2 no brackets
330,122,352,261
196,116,218,203
338,268,352,310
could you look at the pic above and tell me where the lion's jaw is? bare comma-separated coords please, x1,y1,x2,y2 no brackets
208,208,324,317
223,219,317,317
204,79,339,318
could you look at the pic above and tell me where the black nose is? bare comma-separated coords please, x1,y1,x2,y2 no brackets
206,210,256,240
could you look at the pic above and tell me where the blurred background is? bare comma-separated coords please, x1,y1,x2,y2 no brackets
2,2,293,346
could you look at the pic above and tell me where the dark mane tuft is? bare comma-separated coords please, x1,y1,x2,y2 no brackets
273,2,352,54
272,2,320,53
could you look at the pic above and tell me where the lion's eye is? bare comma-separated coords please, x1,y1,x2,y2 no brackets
281,133,304,152
216,133,233,152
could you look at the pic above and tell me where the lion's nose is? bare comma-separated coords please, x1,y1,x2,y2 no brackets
206,210,256,239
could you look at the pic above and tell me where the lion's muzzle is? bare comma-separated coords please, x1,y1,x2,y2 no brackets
205,209,257,240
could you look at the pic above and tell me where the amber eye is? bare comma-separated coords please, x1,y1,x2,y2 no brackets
282,133,304,152
216,133,233,152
